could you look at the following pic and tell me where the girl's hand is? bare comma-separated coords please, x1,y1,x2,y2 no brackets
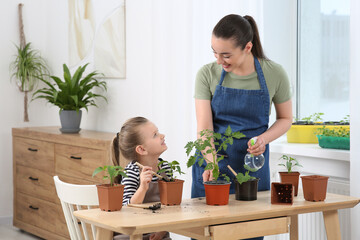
202,169,214,182
149,231,167,240
247,136,267,156
139,166,153,191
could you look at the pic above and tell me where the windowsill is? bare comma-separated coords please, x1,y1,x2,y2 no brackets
270,136,350,162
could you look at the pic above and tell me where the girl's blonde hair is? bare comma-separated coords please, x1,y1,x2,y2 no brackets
111,117,149,166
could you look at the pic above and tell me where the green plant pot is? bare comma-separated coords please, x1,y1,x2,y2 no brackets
317,135,350,150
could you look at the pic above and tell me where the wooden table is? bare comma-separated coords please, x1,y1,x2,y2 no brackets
73,192,359,240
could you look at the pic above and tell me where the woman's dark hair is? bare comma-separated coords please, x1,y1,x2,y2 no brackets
212,14,266,59
111,116,149,166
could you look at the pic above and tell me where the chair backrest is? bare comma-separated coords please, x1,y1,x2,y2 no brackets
53,176,99,240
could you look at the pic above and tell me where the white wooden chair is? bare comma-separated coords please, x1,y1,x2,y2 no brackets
53,176,99,240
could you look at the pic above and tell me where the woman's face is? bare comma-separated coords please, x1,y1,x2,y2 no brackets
138,121,167,156
211,35,252,72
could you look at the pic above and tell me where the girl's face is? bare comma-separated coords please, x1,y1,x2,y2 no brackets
211,35,252,73
138,121,167,156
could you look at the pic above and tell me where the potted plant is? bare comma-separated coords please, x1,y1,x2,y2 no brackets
316,125,350,150
10,42,50,122
32,63,107,133
227,164,259,201
287,112,324,143
92,165,127,211
278,155,303,196
185,126,245,205
301,175,329,202
157,160,185,205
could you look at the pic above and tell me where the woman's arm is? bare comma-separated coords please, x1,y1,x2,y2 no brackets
248,99,293,155
195,99,216,182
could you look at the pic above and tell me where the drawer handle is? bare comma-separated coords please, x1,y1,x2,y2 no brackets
29,205,39,210
70,156,82,160
29,176,39,181
27,148,38,152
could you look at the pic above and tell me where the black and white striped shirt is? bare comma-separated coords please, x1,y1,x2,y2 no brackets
121,158,171,205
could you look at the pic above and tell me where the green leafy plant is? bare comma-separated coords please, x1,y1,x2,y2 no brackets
235,164,258,184
340,115,350,125
278,155,303,173
185,126,245,182
157,160,185,181
32,63,107,112
294,112,324,124
92,165,127,187
10,42,50,121
316,126,350,138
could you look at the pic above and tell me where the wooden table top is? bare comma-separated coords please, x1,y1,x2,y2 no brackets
74,191,360,236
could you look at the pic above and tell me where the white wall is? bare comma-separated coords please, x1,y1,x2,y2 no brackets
350,0,360,239
0,0,296,231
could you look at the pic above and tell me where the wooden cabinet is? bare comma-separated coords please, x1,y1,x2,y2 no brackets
12,126,117,240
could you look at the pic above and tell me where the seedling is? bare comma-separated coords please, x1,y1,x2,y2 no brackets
157,160,185,181
92,165,127,186
278,155,302,173
185,126,245,182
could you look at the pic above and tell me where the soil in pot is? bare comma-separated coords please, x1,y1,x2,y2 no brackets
235,178,259,201
279,172,300,196
301,175,329,202
96,184,124,211
204,180,231,205
158,179,184,205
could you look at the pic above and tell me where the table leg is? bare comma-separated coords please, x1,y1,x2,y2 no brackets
323,210,342,240
130,234,143,240
96,227,113,240
290,215,298,240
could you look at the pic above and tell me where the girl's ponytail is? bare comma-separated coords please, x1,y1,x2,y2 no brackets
243,15,266,59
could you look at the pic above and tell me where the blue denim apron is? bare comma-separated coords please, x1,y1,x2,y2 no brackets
192,57,270,197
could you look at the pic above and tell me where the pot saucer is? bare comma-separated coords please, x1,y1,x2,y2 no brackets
59,128,81,133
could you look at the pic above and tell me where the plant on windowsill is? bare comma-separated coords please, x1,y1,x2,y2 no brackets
278,155,303,196
32,63,107,133
185,126,245,205
156,160,185,205
316,123,350,150
92,165,127,211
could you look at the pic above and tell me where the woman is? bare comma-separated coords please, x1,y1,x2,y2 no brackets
192,14,292,205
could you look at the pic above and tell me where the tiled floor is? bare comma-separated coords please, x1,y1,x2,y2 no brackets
0,224,42,240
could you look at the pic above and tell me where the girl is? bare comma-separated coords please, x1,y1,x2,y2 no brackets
112,116,171,240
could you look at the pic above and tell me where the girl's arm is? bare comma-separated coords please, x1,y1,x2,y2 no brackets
195,99,216,182
129,166,153,204
248,99,293,155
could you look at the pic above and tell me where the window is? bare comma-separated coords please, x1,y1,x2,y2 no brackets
297,0,350,121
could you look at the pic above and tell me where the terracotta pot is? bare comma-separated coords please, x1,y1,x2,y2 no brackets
301,175,329,202
204,181,231,205
158,179,184,205
279,172,300,196
96,184,124,211
235,178,259,201
271,182,294,205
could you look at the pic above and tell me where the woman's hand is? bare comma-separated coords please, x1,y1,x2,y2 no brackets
139,166,153,191
150,231,167,240
202,169,214,182
247,136,267,156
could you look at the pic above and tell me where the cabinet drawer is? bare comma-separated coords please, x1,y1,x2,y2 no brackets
13,137,54,171
15,192,61,234
55,144,107,182
16,165,57,202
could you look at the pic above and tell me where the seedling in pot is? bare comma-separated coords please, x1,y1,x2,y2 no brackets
92,165,127,186
157,160,185,182
228,164,258,184
185,126,245,183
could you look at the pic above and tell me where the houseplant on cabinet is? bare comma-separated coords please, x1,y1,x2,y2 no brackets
92,165,127,211
32,63,107,133
157,160,185,205
185,126,245,205
228,164,259,201
278,155,302,196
